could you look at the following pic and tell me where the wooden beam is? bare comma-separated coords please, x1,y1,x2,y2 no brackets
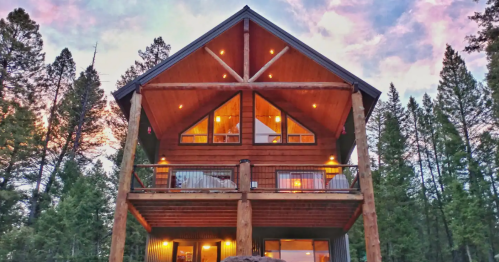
249,46,289,82
143,82,352,91
236,199,252,256
247,192,363,201
243,18,250,82
343,204,363,232
204,46,243,82
352,90,382,262
127,192,242,201
109,92,142,262
127,201,152,232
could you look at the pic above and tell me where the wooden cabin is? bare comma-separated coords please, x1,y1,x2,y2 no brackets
111,6,382,262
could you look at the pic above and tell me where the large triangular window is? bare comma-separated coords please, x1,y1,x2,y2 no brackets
213,94,240,143
287,116,315,143
180,116,208,143
255,94,282,143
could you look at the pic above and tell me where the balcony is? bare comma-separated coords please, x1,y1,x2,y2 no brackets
126,163,363,229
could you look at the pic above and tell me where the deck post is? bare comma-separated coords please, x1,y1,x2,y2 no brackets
351,88,382,262
109,91,142,262
237,159,252,255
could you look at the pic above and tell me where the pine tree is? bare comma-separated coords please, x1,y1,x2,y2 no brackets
28,48,76,223
0,8,44,103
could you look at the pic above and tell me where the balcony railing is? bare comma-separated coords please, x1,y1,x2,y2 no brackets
130,163,360,193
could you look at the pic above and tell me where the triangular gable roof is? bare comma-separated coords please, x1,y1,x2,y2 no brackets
113,5,380,102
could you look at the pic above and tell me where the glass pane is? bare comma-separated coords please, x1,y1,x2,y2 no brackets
181,136,194,143
288,135,300,143
195,136,208,143
264,240,280,259
214,94,240,138
280,239,314,262
314,241,330,262
177,245,194,262
255,94,282,143
214,135,226,143
287,117,311,134
201,245,218,262
302,135,314,143
269,135,281,143
181,117,208,144
227,135,239,143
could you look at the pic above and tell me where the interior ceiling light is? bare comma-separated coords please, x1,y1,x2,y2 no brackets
179,104,183,109
220,50,225,55
216,116,221,122
275,115,281,123
313,104,317,108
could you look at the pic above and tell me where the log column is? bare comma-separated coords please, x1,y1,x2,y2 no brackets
109,92,142,262
236,159,252,256
243,18,250,82
351,89,382,262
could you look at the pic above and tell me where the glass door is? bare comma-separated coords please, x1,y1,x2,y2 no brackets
174,241,220,262
200,242,219,262
174,242,196,262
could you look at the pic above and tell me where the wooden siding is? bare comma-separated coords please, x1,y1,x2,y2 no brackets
157,90,339,186
146,234,174,262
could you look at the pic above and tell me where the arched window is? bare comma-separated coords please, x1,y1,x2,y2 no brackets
180,116,208,143
254,94,282,143
213,94,241,143
287,116,315,143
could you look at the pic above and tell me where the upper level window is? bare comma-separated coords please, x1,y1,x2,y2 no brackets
214,94,240,143
180,116,208,143
287,116,315,143
255,94,282,143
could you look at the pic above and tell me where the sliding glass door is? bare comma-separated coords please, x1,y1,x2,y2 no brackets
264,239,330,262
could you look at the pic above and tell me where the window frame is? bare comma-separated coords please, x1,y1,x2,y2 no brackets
253,92,284,145
212,93,242,144
286,116,316,144
179,116,209,144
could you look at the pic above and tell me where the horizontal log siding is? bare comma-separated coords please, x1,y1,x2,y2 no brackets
157,90,337,187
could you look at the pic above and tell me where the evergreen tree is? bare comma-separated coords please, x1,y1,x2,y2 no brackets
0,8,44,103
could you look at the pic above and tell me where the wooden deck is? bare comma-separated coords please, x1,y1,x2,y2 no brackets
127,192,363,229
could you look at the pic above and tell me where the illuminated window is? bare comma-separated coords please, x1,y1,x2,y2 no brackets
213,94,240,143
287,116,315,143
255,94,282,143
264,239,330,262
180,117,208,143
277,171,325,192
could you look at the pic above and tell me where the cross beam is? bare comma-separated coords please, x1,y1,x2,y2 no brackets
142,82,352,91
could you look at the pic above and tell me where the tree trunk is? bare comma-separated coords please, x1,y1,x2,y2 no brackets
42,129,73,203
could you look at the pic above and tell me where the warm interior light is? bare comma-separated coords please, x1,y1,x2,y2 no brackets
272,139,278,143
160,155,166,161
306,252,311,255
220,50,225,55
223,74,227,78
270,49,274,54
203,245,211,250
216,116,221,122
294,180,301,187
229,115,231,119
225,241,231,246
179,104,183,109
330,155,335,161
268,74,273,78
313,104,317,108
163,242,168,246
275,115,281,122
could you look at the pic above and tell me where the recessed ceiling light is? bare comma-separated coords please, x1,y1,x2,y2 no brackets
268,74,272,79
179,104,183,109
220,50,224,55
270,49,274,54
313,104,317,108
223,74,227,78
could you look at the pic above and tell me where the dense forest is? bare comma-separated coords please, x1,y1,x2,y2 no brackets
0,3,498,262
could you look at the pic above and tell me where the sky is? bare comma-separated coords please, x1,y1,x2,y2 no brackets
0,0,489,167
1,0,488,102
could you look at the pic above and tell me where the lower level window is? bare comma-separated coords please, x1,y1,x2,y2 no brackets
170,169,234,189
277,171,325,190
264,239,330,262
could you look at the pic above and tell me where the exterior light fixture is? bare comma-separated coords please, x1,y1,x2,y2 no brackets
203,246,211,250
275,115,281,122
163,242,168,246
216,116,221,122
223,74,227,78
270,49,274,54
225,241,231,246
160,155,166,161
330,155,335,161
179,104,183,109
220,50,225,55
268,74,273,79
313,104,317,108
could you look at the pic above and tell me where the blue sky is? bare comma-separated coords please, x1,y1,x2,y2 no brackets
1,0,487,101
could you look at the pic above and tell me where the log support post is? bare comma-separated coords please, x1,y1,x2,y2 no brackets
243,18,250,82
237,159,252,256
109,92,142,262
351,87,382,262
